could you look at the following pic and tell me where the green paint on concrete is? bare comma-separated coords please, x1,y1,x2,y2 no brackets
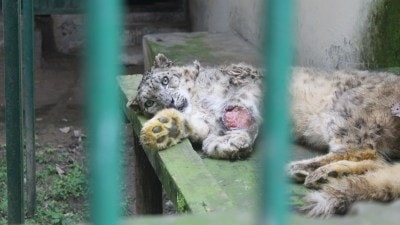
361,0,400,69
146,33,216,66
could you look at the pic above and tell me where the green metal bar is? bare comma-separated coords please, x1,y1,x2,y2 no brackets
3,0,24,224
261,0,294,225
86,0,123,224
23,0,36,218
33,0,85,15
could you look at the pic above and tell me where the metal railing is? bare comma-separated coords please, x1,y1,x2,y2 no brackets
3,0,293,224
4,0,24,223
262,0,294,225
86,0,123,224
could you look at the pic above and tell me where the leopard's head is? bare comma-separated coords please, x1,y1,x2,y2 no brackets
131,53,200,117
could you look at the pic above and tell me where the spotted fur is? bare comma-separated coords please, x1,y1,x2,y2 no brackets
392,102,400,117
130,54,262,159
288,68,400,217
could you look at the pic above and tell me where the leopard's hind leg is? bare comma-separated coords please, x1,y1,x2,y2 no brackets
287,149,382,183
302,163,400,217
303,159,386,189
290,90,398,184
202,104,259,159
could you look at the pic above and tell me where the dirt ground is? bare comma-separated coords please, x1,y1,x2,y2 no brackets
0,42,151,220
0,13,179,221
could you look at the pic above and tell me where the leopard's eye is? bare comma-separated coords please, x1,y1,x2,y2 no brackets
144,100,154,108
161,76,169,85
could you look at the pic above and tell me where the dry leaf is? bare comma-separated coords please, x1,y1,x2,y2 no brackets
59,127,71,134
56,164,65,176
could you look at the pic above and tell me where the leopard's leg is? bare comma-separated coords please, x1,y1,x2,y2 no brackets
302,163,400,217
202,130,253,159
140,108,191,150
304,159,386,189
287,149,380,183
202,102,259,159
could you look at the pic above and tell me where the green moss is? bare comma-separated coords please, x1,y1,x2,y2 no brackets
361,0,400,69
146,33,217,65
176,192,188,213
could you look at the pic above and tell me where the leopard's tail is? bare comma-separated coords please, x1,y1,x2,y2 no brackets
302,164,400,217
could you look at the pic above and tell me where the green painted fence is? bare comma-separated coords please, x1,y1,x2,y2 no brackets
262,0,294,224
22,0,36,218
86,0,123,224
3,0,24,224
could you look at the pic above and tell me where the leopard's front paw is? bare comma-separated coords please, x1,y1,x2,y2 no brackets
140,109,191,150
203,131,252,159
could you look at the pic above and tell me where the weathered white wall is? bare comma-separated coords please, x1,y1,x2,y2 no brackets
229,0,264,47
188,0,230,32
296,0,375,69
189,0,263,46
189,0,376,69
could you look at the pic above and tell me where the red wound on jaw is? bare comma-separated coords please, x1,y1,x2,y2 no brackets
223,106,253,129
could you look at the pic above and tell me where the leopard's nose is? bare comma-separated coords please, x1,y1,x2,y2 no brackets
168,99,175,108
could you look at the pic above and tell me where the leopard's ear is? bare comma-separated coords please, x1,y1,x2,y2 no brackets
191,60,201,79
193,60,201,72
127,97,141,112
183,61,200,80
154,53,174,68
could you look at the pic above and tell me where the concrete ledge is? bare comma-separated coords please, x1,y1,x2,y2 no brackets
121,200,400,225
143,32,261,70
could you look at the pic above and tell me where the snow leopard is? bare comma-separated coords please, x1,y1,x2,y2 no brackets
129,53,263,159
129,53,400,217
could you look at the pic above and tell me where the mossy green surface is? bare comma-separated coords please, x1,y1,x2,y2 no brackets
361,0,400,69
143,32,261,71
176,193,187,213
146,33,217,66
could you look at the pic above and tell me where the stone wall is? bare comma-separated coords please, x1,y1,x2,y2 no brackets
188,0,381,70
296,0,375,69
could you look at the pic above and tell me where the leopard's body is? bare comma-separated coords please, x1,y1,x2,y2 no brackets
131,54,263,159
130,54,400,217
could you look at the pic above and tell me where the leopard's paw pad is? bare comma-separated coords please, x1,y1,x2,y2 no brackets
140,109,190,150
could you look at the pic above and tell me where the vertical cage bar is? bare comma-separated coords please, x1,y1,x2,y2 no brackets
86,0,123,224
3,0,24,223
262,0,294,225
23,0,36,217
